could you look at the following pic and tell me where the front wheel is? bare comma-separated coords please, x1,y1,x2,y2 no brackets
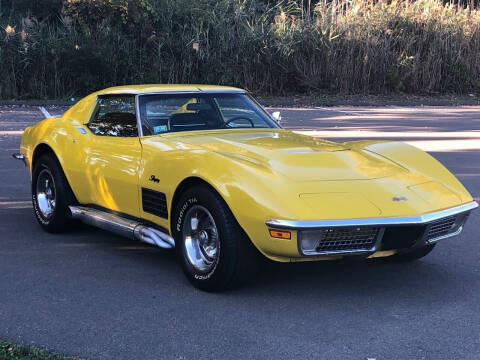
173,186,261,291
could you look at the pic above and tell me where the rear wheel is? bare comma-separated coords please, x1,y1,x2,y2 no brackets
173,185,262,291
386,244,436,262
32,154,77,233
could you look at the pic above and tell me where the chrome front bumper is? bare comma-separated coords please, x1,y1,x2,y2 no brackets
266,201,478,257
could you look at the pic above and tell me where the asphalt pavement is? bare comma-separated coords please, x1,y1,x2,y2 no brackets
0,105,479,359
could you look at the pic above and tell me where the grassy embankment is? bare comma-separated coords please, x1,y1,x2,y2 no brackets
0,340,77,360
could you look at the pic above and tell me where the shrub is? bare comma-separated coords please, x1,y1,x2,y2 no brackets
0,0,479,99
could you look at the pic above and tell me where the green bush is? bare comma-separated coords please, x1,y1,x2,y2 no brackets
0,0,63,21
0,0,479,99
62,0,157,33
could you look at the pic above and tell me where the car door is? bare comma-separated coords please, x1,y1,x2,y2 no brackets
81,94,142,217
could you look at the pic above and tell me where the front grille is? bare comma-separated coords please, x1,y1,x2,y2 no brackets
315,227,380,252
426,215,457,240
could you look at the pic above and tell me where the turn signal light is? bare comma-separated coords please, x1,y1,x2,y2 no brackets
269,229,291,239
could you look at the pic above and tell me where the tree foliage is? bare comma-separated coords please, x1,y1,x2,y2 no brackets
0,0,63,21
62,0,157,32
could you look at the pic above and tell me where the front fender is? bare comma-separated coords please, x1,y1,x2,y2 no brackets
140,137,301,259
194,151,302,259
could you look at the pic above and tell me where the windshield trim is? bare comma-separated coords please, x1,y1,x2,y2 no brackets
136,89,245,96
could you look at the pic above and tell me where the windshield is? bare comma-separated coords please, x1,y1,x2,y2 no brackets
138,93,278,135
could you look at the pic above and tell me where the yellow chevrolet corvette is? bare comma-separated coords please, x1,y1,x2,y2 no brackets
13,85,478,290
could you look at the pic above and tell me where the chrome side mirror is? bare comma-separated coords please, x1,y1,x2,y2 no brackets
271,111,281,124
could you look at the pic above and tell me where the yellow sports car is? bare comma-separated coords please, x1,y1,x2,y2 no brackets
13,85,478,291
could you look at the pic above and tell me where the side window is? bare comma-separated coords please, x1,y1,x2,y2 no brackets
87,95,138,137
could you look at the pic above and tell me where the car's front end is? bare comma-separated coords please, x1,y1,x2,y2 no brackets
172,129,478,262
266,201,477,259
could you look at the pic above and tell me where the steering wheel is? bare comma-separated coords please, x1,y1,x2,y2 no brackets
224,116,254,128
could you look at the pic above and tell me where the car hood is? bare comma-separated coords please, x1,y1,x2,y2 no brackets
169,129,408,181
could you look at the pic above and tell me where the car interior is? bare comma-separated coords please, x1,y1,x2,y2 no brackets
87,111,138,137
87,93,277,138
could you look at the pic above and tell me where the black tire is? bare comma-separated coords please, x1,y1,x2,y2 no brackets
173,185,262,291
32,154,77,233
385,244,436,262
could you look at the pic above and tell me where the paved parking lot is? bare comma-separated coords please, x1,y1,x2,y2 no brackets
0,105,479,359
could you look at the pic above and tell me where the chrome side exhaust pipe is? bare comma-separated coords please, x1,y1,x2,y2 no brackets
69,206,175,249
133,225,175,249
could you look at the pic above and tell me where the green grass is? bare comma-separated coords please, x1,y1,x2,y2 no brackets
0,340,77,360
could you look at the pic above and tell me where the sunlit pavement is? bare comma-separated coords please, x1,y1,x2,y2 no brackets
278,106,480,152
0,105,479,359
295,130,480,152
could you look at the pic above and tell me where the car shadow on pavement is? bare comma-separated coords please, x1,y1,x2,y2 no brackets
48,221,458,303
243,254,459,301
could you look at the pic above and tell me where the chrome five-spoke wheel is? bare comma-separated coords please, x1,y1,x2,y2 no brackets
174,186,261,291
182,205,220,272
36,168,56,219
